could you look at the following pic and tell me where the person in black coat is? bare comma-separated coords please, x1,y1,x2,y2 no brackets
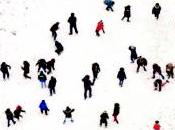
46,58,55,74
104,0,115,11
82,75,94,99
154,79,169,92
50,22,59,40
152,63,164,79
36,59,47,72
21,61,31,79
166,63,174,79
92,62,100,82
13,105,26,120
129,46,137,63
152,3,161,20
68,13,78,35
136,56,147,72
100,111,109,127
38,71,47,87
63,106,75,124
117,67,126,87
0,62,11,80
55,40,64,55
112,103,120,124
5,108,16,127
48,76,57,96
121,5,131,22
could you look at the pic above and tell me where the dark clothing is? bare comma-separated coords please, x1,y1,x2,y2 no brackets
82,75,94,99
63,107,75,124
92,63,100,82
152,4,161,19
166,63,174,79
39,100,49,115
104,0,115,11
113,103,120,123
38,72,47,83
55,41,64,55
36,59,47,72
121,5,131,22
48,76,57,96
14,105,26,120
154,79,162,92
50,22,59,40
5,109,16,127
136,57,147,72
46,59,55,74
68,13,78,35
100,112,109,127
117,68,126,87
152,64,164,79
129,46,137,63
0,62,11,80
21,61,31,79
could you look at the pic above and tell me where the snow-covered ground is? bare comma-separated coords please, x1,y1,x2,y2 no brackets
1,0,175,129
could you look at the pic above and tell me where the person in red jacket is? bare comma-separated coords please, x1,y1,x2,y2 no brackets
153,120,161,130
95,20,105,36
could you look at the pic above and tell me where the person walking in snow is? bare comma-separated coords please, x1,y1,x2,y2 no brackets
152,63,164,79
55,40,64,55
36,59,47,73
21,61,31,79
128,46,137,63
117,67,126,87
153,120,161,130
95,20,105,36
112,103,120,124
92,62,100,82
104,0,115,11
13,105,26,120
121,5,131,22
68,13,78,35
100,111,109,127
154,79,169,92
46,58,55,74
5,108,16,127
48,76,57,96
50,22,59,40
166,63,174,79
63,106,75,124
38,71,47,87
0,62,11,80
152,3,161,20
82,75,94,99
39,100,49,115
136,56,147,72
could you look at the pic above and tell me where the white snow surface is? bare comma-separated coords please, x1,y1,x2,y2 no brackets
0,0,175,130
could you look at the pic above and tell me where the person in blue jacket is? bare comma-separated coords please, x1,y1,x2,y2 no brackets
39,100,49,115
104,0,115,11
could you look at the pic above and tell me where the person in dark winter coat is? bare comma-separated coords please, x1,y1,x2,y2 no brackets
14,105,26,120
48,76,57,96
153,120,161,130
0,62,11,80
50,22,59,40
166,63,174,79
38,71,47,87
68,13,78,35
154,79,169,92
36,59,47,72
136,56,147,72
117,67,126,87
121,5,131,22
82,75,94,99
92,62,100,82
152,3,161,20
46,58,55,74
21,61,31,79
39,100,49,115
152,63,164,79
112,103,120,123
104,0,115,11
63,106,75,124
128,46,137,63
100,111,109,127
55,40,64,55
95,20,105,37
5,108,16,127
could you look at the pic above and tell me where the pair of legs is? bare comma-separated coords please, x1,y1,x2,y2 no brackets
24,72,31,79
166,71,174,79
2,72,9,80
100,120,107,127
7,118,16,127
84,88,92,99
51,31,57,40
119,80,124,87
113,115,119,123
69,25,78,35
40,109,48,115
63,117,74,124
121,16,130,22
136,65,147,72
49,88,56,96
40,81,46,88
152,71,164,79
